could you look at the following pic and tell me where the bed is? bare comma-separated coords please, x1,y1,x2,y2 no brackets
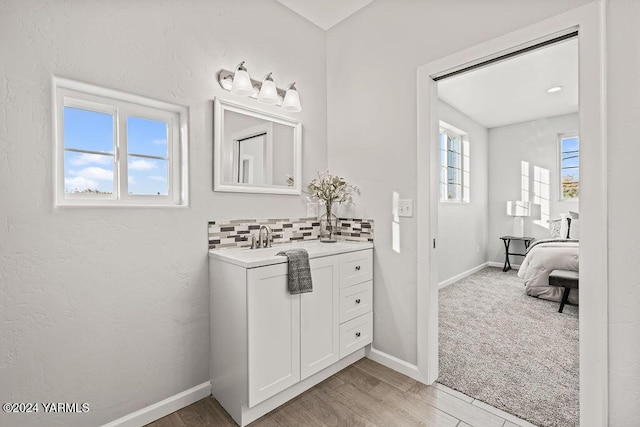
517,238,579,303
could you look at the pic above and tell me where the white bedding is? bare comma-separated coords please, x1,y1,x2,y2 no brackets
517,239,579,303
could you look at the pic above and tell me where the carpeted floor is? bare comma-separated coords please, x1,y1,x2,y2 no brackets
438,267,579,427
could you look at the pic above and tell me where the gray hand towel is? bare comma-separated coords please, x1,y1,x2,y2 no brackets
276,248,313,294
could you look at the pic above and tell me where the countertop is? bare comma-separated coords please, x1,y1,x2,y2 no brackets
208,239,374,268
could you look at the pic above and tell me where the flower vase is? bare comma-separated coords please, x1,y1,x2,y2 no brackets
320,207,338,243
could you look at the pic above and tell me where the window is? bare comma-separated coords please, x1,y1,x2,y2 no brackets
559,131,579,200
54,77,188,206
439,122,470,202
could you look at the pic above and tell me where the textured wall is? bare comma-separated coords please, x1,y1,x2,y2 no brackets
437,101,489,283
326,0,592,365
606,0,640,424
0,0,326,425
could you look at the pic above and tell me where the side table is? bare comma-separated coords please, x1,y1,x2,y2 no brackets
499,236,534,272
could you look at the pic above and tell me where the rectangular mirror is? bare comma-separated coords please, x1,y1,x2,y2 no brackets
214,98,302,194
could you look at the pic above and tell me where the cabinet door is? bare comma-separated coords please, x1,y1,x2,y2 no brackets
300,256,340,380
247,263,300,407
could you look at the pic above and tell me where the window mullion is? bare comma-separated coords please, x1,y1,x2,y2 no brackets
117,109,128,201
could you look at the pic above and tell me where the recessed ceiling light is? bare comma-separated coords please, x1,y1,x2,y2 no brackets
547,86,563,93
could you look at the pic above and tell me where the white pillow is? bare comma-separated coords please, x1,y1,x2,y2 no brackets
569,218,580,239
559,214,570,239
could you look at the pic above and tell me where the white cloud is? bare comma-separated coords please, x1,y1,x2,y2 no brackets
128,176,136,184
65,176,98,190
68,153,112,166
74,167,113,180
153,139,167,145
149,175,166,182
129,159,157,170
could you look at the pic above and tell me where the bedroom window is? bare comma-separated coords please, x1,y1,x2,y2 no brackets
439,122,470,202
559,131,579,200
53,77,189,206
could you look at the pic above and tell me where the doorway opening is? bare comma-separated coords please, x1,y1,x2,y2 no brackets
435,34,579,426
415,4,608,426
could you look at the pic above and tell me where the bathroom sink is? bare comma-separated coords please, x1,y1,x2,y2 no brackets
209,239,373,268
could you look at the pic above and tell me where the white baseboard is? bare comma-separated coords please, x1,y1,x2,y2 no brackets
102,382,211,427
438,262,491,289
366,347,425,383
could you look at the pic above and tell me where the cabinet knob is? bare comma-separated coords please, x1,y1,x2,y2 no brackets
355,265,361,271
355,332,361,338
355,299,361,304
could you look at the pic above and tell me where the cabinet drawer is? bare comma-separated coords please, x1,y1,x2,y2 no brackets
339,250,372,288
339,312,373,359
340,281,372,323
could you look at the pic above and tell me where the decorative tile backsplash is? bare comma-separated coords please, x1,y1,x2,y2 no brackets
208,217,374,249
335,218,374,243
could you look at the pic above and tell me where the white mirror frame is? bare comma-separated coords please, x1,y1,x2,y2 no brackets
214,98,302,195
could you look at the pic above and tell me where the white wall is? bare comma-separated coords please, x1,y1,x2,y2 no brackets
606,0,640,424
437,101,489,282
0,1,326,426
487,113,579,262
327,0,591,365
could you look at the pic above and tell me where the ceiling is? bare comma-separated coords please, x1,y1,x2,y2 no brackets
276,0,374,30
438,38,578,129
274,1,577,128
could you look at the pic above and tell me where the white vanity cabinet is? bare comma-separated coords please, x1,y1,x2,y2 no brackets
246,255,339,406
246,262,301,406
209,242,372,427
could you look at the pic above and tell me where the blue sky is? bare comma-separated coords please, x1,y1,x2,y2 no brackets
561,136,579,181
64,107,168,195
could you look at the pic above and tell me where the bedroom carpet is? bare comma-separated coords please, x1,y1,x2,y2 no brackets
438,267,579,427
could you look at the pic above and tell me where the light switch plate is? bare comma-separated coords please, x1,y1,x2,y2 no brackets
398,199,413,217
307,202,319,217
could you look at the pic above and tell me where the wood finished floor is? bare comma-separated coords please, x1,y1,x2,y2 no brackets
146,358,537,427
147,358,535,427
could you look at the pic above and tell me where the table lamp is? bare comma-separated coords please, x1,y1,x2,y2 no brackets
506,201,531,237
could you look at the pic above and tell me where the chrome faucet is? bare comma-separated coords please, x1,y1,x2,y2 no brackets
258,225,273,248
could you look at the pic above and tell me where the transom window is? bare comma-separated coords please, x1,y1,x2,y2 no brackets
54,78,188,206
439,122,470,202
559,131,579,200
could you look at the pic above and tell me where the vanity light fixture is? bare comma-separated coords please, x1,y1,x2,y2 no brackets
230,61,254,96
257,73,279,105
217,62,302,112
546,86,563,93
281,83,302,112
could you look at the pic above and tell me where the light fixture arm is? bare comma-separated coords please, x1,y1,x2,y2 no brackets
235,61,248,73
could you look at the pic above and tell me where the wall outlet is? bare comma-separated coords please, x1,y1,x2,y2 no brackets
307,202,319,217
398,199,413,217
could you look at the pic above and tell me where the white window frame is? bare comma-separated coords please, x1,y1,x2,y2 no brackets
53,77,189,207
558,130,579,201
439,121,470,203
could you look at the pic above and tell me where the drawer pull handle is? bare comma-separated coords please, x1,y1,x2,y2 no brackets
355,299,361,304
355,332,361,338
355,265,361,271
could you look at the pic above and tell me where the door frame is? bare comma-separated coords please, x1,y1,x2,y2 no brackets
415,2,608,426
